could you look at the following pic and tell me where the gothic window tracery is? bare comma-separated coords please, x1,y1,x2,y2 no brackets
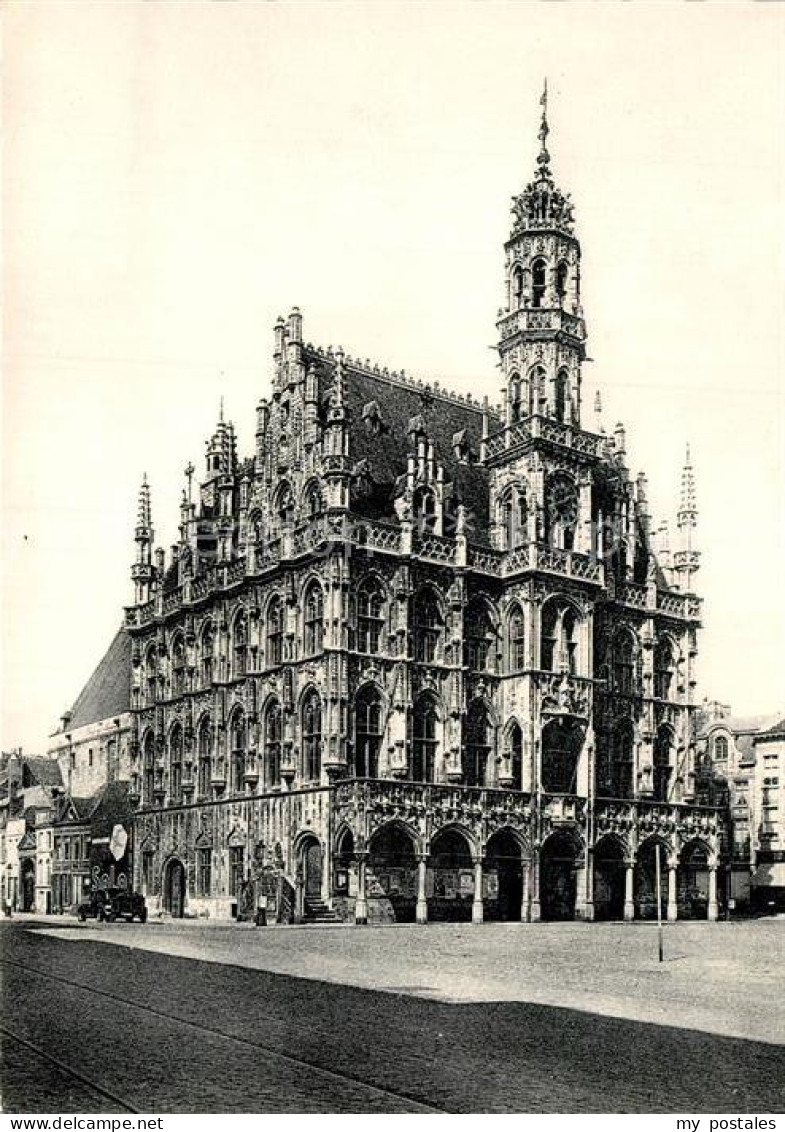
463,597,497,672
413,487,437,533
532,258,547,308
507,603,526,672
529,364,547,415
412,695,438,782
169,724,183,804
232,612,248,678
413,587,443,664
171,634,186,696
611,629,637,694
275,483,294,530
353,686,382,778
145,644,157,707
653,725,674,802
264,700,282,787
143,732,155,805
545,473,579,550
301,691,322,782
357,577,385,655
511,264,524,311
555,369,569,424
266,596,284,667
508,721,523,790
654,638,676,700
199,622,214,686
464,701,493,787
510,374,523,423
230,709,246,793
556,260,568,303
197,717,212,797
500,485,527,550
304,482,323,520
540,599,580,674
610,720,634,799
303,582,324,656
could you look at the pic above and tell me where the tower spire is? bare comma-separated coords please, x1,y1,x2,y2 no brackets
674,443,700,591
132,475,154,605
538,78,551,175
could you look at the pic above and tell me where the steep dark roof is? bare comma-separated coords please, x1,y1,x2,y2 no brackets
305,349,499,538
756,717,785,741
23,757,63,788
65,628,132,731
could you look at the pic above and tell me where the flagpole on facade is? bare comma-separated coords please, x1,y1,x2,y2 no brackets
655,841,664,962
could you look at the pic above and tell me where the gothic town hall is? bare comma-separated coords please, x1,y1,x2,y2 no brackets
121,101,726,926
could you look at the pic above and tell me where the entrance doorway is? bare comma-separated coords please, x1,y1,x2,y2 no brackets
593,837,626,921
163,858,186,918
485,829,523,921
303,839,323,902
540,831,579,921
21,859,35,912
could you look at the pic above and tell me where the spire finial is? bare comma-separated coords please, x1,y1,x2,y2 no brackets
137,474,152,530
219,393,224,424
537,78,551,171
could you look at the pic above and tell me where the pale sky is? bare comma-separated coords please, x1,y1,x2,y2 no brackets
2,1,783,753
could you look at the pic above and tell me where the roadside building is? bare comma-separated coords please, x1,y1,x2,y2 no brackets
751,717,785,913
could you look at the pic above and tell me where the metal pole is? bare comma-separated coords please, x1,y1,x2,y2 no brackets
655,842,664,963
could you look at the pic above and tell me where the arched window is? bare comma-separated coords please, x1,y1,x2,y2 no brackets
529,364,547,415
509,374,523,423
249,510,264,544
266,596,284,667
612,631,636,694
713,735,729,762
556,261,569,303
143,733,155,805
414,487,437,533
500,486,527,550
610,722,634,799
145,645,157,707
197,718,212,797
464,702,492,787
545,473,579,550
276,483,294,529
509,721,523,790
169,725,183,804
354,686,382,778
562,608,578,675
508,604,526,672
171,635,186,696
511,264,524,311
532,258,547,308
301,691,322,782
304,482,323,520
540,600,581,675
230,710,246,793
555,369,569,424
653,727,673,802
414,587,443,663
464,597,496,672
357,578,385,655
264,700,282,787
412,696,438,782
654,638,675,700
232,613,248,678
303,582,324,656
199,622,214,686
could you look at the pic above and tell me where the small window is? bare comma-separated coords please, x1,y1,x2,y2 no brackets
532,258,547,308
88,749,93,768
229,846,245,898
714,736,729,761
197,847,212,897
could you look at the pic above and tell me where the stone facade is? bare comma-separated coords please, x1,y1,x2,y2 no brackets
125,97,726,925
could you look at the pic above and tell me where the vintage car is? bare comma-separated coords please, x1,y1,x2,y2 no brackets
77,887,148,923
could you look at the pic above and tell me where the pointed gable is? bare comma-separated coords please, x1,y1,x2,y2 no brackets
64,628,132,731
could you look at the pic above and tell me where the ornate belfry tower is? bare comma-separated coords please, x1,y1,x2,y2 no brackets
498,83,586,429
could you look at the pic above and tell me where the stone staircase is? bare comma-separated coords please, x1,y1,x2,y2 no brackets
302,898,343,925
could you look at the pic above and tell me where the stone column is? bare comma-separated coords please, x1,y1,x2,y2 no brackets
577,848,594,921
529,852,541,922
472,858,484,924
416,855,428,925
354,854,368,925
667,858,678,922
521,858,531,923
707,863,719,922
623,857,636,922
